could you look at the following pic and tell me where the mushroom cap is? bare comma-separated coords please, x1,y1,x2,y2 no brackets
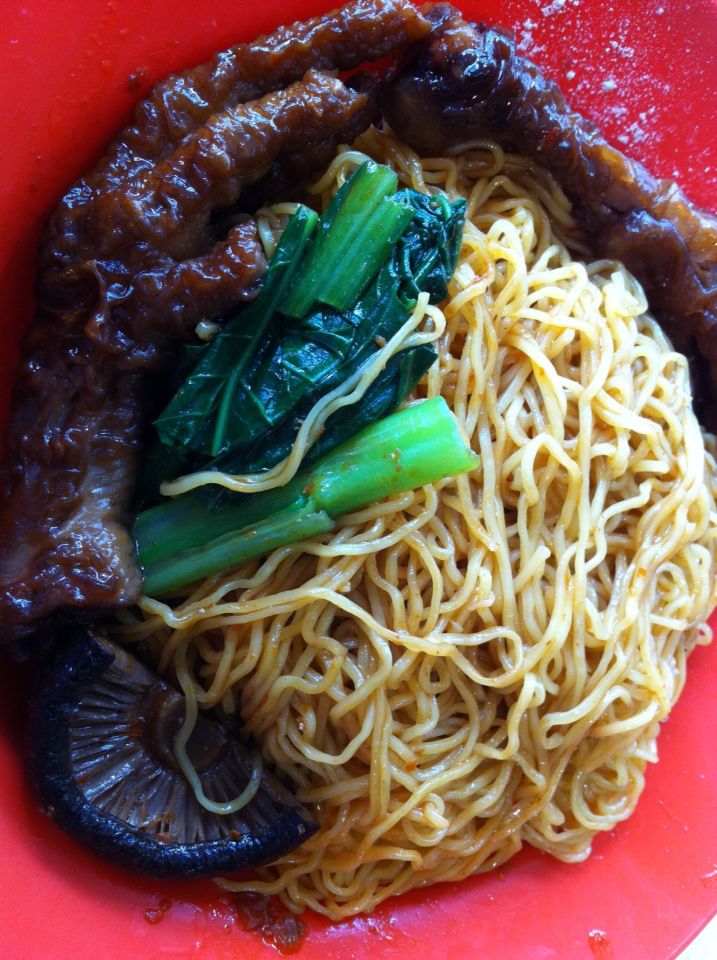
28,629,317,878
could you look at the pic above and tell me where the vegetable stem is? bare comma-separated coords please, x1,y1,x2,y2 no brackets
309,397,478,516
282,161,412,318
143,170,466,503
138,397,479,596
134,344,438,564
142,502,333,598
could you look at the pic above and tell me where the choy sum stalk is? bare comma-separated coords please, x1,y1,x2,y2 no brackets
139,397,478,597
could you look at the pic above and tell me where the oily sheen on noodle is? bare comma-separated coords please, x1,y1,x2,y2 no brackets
116,128,717,919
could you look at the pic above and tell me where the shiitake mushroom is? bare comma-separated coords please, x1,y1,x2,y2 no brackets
28,629,316,877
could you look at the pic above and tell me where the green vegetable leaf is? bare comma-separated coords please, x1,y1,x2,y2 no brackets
199,343,438,510
134,345,437,556
152,205,318,454
138,165,467,531
393,190,466,305
202,191,465,468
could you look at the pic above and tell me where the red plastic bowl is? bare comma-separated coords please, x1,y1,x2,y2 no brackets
1,2,716,958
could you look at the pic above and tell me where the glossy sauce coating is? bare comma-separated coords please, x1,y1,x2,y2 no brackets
0,0,430,639
383,3,717,427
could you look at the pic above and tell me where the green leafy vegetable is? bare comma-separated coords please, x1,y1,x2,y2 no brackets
135,162,467,565
150,163,465,483
134,345,434,561
220,342,438,477
139,397,479,596
136,343,436,532
153,205,318,456
391,190,466,303
282,161,414,318
134,342,207,507
200,189,466,476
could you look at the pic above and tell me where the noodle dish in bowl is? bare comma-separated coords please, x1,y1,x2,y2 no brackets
1,0,716,955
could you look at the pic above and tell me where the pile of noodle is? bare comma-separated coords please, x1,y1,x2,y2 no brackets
115,127,717,919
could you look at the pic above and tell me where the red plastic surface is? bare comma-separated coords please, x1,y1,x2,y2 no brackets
1,2,716,958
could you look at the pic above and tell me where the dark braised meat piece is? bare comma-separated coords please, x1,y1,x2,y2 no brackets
2,73,370,638
0,0,431,641
42,71,377,359
239,73,383,211
383,3,717,428
109,0,429,182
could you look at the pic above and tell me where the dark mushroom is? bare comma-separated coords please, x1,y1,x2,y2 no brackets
28,629,316,878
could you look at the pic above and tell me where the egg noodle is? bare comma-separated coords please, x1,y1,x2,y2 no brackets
115,127,717,919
